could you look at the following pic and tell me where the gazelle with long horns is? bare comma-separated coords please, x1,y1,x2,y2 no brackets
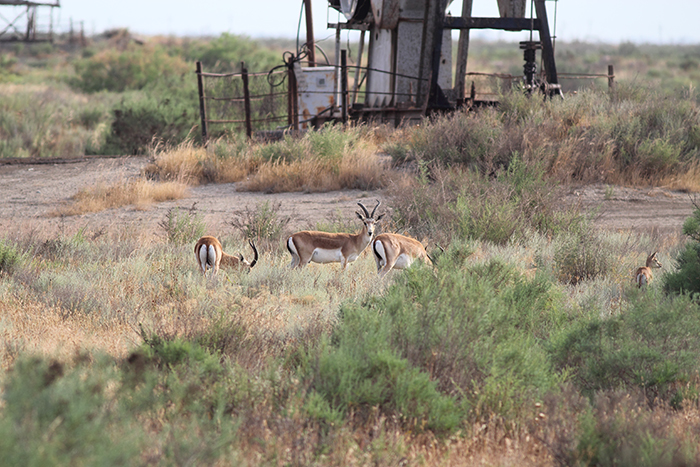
372,233,431,278
194,236,258,276
287,200,383,269
635,251,662,287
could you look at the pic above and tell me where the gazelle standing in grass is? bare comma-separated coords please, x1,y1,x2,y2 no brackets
194,236,258,276
286,200,383,270
372,232,432,278
635,251,662,287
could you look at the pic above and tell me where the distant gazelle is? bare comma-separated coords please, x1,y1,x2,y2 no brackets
635,251,662,287
372,233,431,278
286,200,383,270
194,236,258,276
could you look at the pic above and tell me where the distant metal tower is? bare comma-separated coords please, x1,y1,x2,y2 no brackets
0,0,60,43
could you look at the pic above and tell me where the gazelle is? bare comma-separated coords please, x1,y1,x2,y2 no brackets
194,236,258,276
372,233,431,278
286,200,383,269
635,251,662,287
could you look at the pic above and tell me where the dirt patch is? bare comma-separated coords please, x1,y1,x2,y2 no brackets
0,157,696,239
0,157,386,239
564,184,696,238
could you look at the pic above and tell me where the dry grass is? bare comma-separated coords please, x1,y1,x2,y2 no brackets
51,178,188,216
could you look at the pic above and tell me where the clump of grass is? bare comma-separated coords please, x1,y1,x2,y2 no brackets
554,228,615,285
0,241,20,275
384,85,700,189
229,200,290,251
0,84,113,158
241,124,390,193
53,178,188,216
159,203,206,244
388,159,584,246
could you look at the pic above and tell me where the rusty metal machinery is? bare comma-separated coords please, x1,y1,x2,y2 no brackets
0,0,59,43
325,0,561,125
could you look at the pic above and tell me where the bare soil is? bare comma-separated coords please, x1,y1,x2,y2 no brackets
0,157,696,240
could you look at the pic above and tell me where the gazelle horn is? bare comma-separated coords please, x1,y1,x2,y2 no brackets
370,200,381,218
357,201,370,218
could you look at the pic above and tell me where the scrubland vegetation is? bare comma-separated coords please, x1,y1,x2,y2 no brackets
2,33,700,465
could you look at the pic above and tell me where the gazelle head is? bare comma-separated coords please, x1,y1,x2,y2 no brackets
356,200,384,238
647,251,662,269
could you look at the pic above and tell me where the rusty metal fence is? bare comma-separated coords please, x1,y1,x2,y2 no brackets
196,61,291,142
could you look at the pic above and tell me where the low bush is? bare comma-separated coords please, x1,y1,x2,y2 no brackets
70,45,190,93
664,206,700,296
549,291,700,406
229,200,291,251
159,203,206,244
388,160,584,246
554,227,614,285
0,241,20,274
303,253,565,432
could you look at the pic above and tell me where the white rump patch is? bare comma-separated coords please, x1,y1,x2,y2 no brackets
198,245,209,273
374,240,387,269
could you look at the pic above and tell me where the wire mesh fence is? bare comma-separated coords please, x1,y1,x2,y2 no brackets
197,63,289,139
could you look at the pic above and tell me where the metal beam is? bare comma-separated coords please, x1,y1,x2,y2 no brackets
534,0,560,94
444,16,540,31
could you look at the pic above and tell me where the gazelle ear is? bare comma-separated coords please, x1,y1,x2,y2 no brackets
356,211,364,220
238,254,244,261
375,214,384,221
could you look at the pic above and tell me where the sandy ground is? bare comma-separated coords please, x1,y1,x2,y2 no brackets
0,156,696,240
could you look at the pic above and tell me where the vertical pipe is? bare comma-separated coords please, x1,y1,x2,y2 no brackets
195,61,208,146
341,49,348,124
241,62,252,139
288,61,299,131
334,24,341,114
534,0,560,96
287,63,293,128
352,29,365,104
455,0,473,105
303,0,316,67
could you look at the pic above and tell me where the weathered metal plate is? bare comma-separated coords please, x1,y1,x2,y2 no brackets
497,0,526,18
371,0,400,29
296,66,336,129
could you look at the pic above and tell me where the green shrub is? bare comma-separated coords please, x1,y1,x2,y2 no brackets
71,45,189,93
389,162,583,246
0,355,144,465
555,228,614,285
0,241,19,274
303,254,566,432
100,79,196,155
664,207,700,295
306,300,462,434
549,292,700,405
229,200,290,249
573,391,697,466
159,204,206,244
183,33,281,73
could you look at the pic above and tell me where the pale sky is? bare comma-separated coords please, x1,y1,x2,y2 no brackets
45,0,700,44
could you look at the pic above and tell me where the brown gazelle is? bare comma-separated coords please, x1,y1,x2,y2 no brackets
194,236,258,276
286,200,383,270
372,233,431,278
635,251,662,287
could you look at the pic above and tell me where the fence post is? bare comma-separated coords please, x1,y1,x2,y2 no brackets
341,49,348,124
608,64,615,91
241,61,253,139
195,61,208,146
